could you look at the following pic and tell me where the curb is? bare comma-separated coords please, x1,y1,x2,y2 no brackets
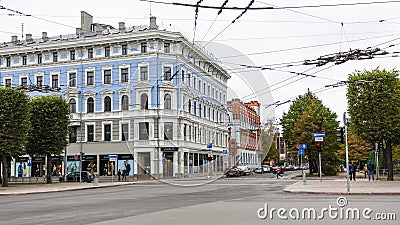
283,189,400,195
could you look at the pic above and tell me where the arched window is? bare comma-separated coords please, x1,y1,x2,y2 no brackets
121,95,129,111
87,97,94,113
104,96,111,112
69,99,76,113
164,94,171,110
140,93,148,110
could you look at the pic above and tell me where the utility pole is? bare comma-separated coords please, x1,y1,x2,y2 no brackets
344,113,350,192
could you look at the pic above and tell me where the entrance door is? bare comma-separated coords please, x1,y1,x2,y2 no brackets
163,152,173,177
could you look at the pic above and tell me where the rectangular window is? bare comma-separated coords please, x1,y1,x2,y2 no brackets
139,122,149,140
51,75,59,89
87,71,94,85
122,44,128,55
104,124,111,141
121,68,128,83
37,54,42,64
140,66,148,81
104,69,111,84
164,122,173,140
164,43,170,53
6,57,11,67
37,76,43,87
5,79,12,87
88,48,93,59
69,126,77,143
53,52,58,62
22,56,27,65
105,47,110,57
183,124,187,141
181,70,185,84
69,73,76,87
122,123,129,141
141,43,147,53
164,66,172,81
21,77,28,87
87,125,94,142
70,50,76,60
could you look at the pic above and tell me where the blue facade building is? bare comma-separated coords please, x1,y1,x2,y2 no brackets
0,12,231,179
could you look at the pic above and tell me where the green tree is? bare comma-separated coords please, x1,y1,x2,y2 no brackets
0,88,30,187
26,95,69,184
347,68,400,181
281,91,340,175
337,130,371,164
262,130,279,164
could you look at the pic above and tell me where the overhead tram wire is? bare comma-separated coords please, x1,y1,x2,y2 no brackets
203,0,254,48
235,64,338,102
139,0,400,10
200,0,229,41
192,0,203,43
218,33,400,59
256,1,339,24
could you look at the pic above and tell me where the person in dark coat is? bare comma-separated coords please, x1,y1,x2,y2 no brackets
367,161,375,181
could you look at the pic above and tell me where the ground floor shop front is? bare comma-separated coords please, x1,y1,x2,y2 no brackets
6,143,230,179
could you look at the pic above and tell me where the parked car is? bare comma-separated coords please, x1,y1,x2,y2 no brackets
285,165,295,171
66,171,94,183
262,165,271,173
254,167,264,174
237,166,251,176
225,168,241,177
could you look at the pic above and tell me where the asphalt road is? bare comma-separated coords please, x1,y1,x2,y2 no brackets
1,172,399,225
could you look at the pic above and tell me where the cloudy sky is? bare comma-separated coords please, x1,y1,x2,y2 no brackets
1,0,400,124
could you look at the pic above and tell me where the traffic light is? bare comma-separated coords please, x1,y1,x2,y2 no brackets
316,142,322,153
336,127,344,143
378,142,384,152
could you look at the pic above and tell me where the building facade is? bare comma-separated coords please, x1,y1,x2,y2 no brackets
227,99,261,168
0,12,231,179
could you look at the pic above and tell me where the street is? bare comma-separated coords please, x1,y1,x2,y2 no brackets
1,172,399,225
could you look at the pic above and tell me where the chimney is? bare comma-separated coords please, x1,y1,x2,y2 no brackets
26,34,33,42
80,11,93,32
42,32,48,40
150,16,158,30
11,35,18,43
119,22,125,30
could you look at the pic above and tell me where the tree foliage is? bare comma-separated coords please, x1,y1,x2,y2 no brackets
347,68,400,181
0,88,30,187
337,130,371,164
26,95,69,183
281,91,340,175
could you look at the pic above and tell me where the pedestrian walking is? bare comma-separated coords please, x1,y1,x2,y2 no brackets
125,162,131,179
349,162,356,181
117,169,121,181
122,169,126,181
276,166,283,179
367,161,375,181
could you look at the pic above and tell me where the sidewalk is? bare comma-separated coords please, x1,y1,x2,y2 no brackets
0,181,136,195
0,173,226,195
284,178,400,195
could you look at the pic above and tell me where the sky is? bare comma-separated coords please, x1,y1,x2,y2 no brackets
1,0,400,125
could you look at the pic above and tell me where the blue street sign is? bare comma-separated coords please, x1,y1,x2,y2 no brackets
222,150,228,154
302,144,307,149
312,132,326,137
108,154,118,159
27,159,32,167
299,149,304,155
207,143,212,149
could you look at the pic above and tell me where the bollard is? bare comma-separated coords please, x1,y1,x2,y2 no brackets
93,177,98,186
